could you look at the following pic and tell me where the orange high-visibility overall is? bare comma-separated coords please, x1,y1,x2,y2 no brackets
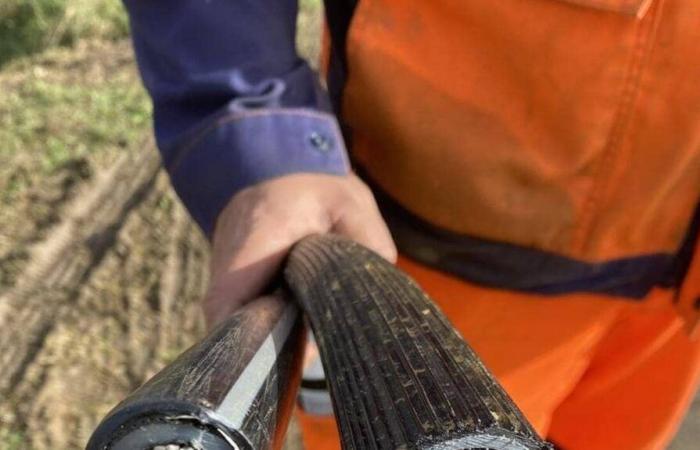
300,0,700,448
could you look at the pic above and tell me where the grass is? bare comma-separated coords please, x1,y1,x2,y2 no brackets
0,0,322,206
0,0,321,68
0,0,128,67
297,0,324,67
0,42,151,210
0,4,322,448
2,76,148,169
0,428,28,450
0,0,135,203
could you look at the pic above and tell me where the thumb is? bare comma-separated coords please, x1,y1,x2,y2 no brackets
331,201,397,263
203,210,330,328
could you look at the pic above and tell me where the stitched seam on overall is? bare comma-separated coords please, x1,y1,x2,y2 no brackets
167,109,342,175
573,0,664,256
595,0,668,242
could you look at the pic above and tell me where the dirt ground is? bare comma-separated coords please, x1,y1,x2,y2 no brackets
0,4,318,449
0,3,698,450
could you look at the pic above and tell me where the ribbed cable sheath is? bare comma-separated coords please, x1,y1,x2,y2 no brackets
285,235,552,450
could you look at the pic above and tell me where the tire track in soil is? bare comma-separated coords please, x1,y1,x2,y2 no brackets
0,143,304,450
0,10,324,447
0,158,92,292
0,145,211,449
0,144,161,394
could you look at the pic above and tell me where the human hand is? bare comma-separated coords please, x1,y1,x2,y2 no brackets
203,173,396,327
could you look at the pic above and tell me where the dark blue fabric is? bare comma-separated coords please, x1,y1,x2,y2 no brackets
122,0,349,236
170,111,349,237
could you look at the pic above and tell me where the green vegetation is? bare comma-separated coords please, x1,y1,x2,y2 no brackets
1,70,149,172
0,0,322,68
0,0,146,215
0,0,128,66
0,2,321,450
297,0,324,65
300,0,322,9
0,42,151,210
0,0,323,201
0,428,28,450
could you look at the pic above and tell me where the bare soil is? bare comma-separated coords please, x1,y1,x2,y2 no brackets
0,141,207,448
0,40,306,450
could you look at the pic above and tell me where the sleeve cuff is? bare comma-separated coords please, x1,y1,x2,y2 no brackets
166,109,350,237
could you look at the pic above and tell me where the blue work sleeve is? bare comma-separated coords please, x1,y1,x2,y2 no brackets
122,0,350,237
